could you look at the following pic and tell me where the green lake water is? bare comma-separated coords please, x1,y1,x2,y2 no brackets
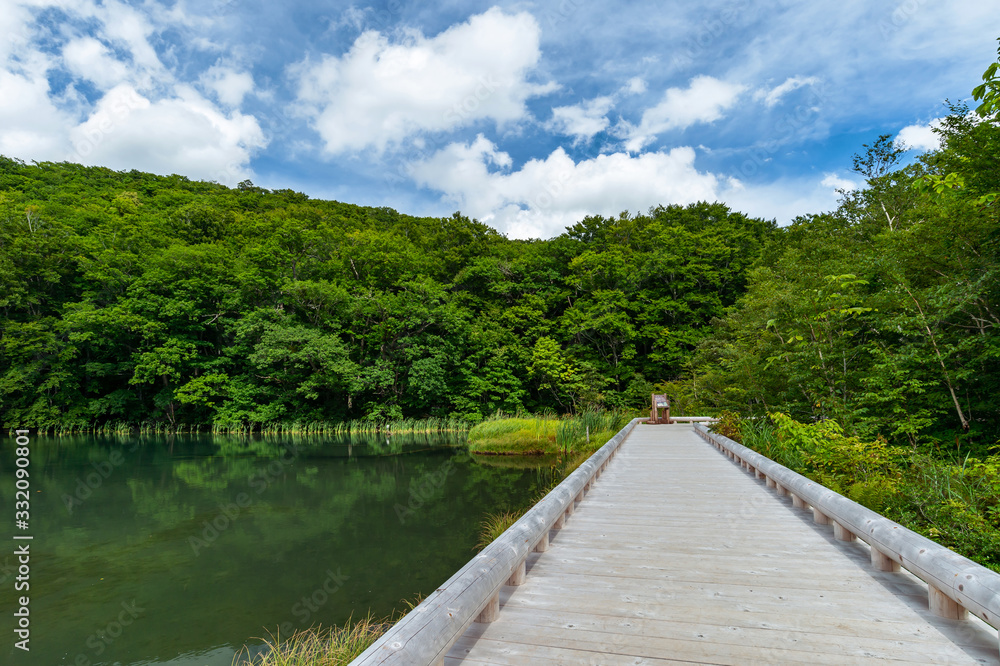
0,432,551,665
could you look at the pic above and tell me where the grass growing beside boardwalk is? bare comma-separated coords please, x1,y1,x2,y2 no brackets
468,410,634,456
717,413,1000,572
233,614,392,666
467,417,558,454
471,413,634,551
475,510,522,550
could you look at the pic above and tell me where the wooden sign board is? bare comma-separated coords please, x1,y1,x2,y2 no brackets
650,394,672,424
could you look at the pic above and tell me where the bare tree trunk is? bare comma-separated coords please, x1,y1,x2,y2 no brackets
901,284,969,431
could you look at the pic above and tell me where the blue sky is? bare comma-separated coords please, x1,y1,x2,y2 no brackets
1,0,996,238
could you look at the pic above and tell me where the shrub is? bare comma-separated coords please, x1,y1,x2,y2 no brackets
736,412,1000,571
709,410,743,442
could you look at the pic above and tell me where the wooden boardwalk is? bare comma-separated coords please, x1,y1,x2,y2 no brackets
444,424,999,665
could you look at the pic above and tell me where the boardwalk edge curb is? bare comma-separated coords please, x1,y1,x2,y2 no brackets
694,422,1000,639
350,418,644,665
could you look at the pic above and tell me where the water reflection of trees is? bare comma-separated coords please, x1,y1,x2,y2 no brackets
4,433,549,666
209,431,468,458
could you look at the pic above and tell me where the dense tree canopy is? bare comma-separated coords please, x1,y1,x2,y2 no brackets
689,100,1000,452
5,48,997,452
0,161,773,428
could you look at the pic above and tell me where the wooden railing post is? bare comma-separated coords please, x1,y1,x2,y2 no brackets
507,559,526,586
870,547,899,572
812,507,830,525
475,593,500,623
929,586,968,620
692,422,1000,640
833,521,856,542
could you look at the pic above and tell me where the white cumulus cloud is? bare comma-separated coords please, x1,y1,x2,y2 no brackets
821,173,858,191
624,77,647,95
0,1,268,183
724,177,845,225
292,7,555,154
62,37,132,90
897,118,944,152
0,67,73,161
623,76,746,152
548,96,614,143
411,136,726,239
200,64,255,107
69,84,266,186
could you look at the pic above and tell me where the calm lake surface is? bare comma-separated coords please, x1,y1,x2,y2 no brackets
0,433,550,665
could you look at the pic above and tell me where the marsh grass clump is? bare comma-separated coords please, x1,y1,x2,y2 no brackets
232,615,389,666
468,410,634,455
556,409,633,454
475,510,522,551
467,416,559,454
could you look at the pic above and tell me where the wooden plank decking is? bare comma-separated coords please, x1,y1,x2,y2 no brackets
445,424,1000,665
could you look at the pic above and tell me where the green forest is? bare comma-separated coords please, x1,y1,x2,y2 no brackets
688,98,1000,453
0,161,772,430
2,63,998,454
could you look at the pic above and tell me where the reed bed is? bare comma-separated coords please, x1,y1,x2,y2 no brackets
466,415,558,454
468,409,634,455
212,416,470,436
21,421,208,436
14,417,469,437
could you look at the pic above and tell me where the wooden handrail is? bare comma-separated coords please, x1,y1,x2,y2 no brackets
694,423,1000,630
351,418,644,665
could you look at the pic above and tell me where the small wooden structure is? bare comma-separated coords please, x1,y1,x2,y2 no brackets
648,393,672,424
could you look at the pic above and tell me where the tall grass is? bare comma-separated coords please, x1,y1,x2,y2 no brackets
467,415,559,454
11,417,470,437
232,616,387,666
475,510,522,551
556,409,633,453
18,421,203,436
212,416,469,436
468,409,634,455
